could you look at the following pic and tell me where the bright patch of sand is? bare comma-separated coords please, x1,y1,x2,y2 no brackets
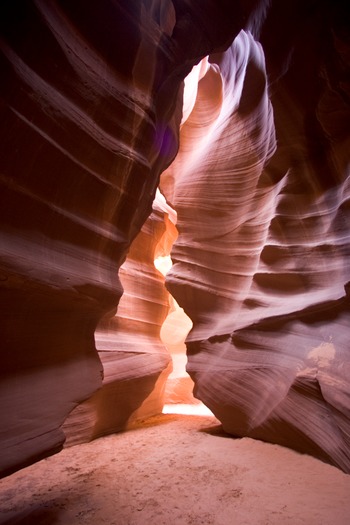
1,412,350,524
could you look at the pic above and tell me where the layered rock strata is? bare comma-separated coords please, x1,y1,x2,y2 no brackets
161,2,350,471
0,0,249,476
1,0,349,477
63,192,176,445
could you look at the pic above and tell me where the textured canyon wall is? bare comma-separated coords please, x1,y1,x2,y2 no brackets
1,0,349,478
63,193,175,445
161,1,350,471
0,0,249,476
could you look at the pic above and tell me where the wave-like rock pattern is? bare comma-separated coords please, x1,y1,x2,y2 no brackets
1,0,349,476
0,0,250,476
162,3,350,472
63,192,175,445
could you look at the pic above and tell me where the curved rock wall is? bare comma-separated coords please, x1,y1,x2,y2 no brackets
63,193,175,445
161,2,350,471
0,0,248,476
1,0,349,477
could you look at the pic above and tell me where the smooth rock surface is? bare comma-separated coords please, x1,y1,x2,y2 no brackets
63,194,175,445
161,2,350,471
0,0,249,476
1,0,350,477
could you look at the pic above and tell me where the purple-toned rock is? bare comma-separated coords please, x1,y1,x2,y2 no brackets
161,3,350,471
0,0,247,476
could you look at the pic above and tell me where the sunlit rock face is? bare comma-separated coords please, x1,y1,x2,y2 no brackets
160,280,195,405
155,252,196,405
63,193,175,445
161,2,350,471
0,0,248,477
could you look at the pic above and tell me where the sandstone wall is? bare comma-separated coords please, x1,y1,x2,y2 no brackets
161,1,350,471
0,0,247,477
1,0,349,476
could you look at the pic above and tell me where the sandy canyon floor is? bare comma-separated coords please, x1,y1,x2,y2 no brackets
1,407,350,525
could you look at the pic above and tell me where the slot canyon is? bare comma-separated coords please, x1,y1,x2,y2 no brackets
1,0,350,523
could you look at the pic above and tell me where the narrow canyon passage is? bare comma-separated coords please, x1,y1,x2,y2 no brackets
1,413,350,525
1,0,350,488
154,253,198,408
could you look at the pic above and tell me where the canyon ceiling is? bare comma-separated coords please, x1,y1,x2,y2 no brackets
1,0,349,477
